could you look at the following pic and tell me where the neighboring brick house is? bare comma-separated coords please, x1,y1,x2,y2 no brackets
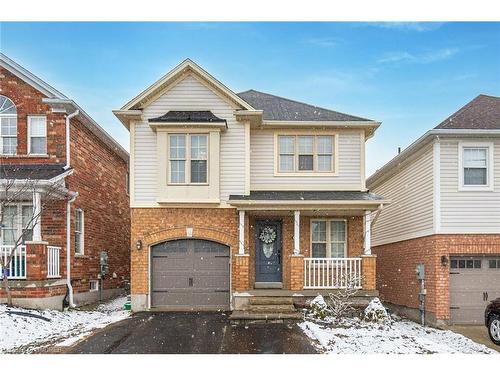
114,59,387,320
0,53,130,309
367,95,500,326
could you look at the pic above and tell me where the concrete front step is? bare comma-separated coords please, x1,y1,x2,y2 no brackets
247,304,296,313
229,311,303,322
249,297,294,305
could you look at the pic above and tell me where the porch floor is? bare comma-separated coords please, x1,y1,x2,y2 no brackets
234,289,379,298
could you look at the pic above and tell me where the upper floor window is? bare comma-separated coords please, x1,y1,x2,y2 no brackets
168,134,208,184
75,209,84,255
459,142,494,190
0,95,17,155
28,116,47,155
311,219,346,258
276,134,335,174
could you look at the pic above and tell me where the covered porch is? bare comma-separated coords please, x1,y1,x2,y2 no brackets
229,191,388,298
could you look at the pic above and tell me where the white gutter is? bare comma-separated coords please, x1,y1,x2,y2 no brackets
64,110,79,170
66,192,78,308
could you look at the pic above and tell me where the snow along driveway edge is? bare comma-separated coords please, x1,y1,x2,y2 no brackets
0,296,131,353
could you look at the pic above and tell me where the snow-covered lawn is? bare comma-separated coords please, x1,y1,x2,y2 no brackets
0,296,130,353
299,316,497,354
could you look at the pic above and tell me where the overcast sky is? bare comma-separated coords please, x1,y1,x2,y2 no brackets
2,22,499,175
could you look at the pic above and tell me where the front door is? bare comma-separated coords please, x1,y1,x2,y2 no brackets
255,219,282,282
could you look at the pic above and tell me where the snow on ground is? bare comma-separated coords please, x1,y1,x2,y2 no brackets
0,296,130,353
299,316,497,354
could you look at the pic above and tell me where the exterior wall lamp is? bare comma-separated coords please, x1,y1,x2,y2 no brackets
441,255,449,267
136,239,143,251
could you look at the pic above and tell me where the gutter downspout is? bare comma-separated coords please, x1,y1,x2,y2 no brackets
66,192,78,308
64,110,79,170
370,204,385,229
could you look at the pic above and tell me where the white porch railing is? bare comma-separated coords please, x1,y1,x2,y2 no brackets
304,257,362,289
0,245,27,280
47,246,61,278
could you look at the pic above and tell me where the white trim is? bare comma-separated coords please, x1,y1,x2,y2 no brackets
32,191,42,241
458,141,494,191
0,95,18,156
238,210,245,255
433,140,441,233
75,208,85,255
167,133,209,185
27,115,48,156
363,210,371,255
294,210,300,255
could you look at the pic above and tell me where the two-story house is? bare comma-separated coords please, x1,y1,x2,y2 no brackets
0,53,130,309
114,59,387,320
367,95,500,326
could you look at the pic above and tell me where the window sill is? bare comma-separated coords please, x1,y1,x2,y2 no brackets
75,254,88,259
458,185,494,192
274,171,338,177
0,154,50,159
167,183,210,186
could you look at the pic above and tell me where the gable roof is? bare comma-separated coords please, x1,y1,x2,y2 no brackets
0,53,128,162
435,94,500,130
120,59,255,111
237,89,372,122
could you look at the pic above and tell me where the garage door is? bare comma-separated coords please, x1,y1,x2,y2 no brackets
450,256,500,324
151,239,230,310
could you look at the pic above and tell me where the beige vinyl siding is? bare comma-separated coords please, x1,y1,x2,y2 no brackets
133,74,246,204
250,129,364,190
371,144,434,246
440,138,500,233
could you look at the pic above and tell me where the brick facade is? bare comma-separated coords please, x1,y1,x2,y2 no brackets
0,66,130,305
373,234,500,322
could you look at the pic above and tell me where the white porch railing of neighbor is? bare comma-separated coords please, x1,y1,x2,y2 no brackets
304,257,362,289
47,246,61,278
0,245,27,280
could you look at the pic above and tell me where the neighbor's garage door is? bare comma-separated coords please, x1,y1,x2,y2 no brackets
151,239,230,310
450,256,500,324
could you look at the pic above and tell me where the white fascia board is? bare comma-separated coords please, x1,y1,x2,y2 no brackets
228,199,390,208
0,53,67,99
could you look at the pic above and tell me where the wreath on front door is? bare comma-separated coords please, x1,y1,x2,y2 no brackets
259,226,276,244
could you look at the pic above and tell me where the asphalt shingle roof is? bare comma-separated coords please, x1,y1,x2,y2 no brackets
435,94,500,130
0,164,67,180
149,110,226,123
229,190,385,201
237,89,372,122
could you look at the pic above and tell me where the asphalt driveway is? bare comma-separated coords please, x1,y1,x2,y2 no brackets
69,312,318,354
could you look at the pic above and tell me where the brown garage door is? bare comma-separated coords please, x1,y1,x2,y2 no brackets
450,256,500,324
151,239,230,310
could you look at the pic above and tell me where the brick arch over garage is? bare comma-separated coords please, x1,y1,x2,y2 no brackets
144,226,238,250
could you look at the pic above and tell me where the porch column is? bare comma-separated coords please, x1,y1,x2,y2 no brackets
238,210,245,255
32,191,42,242
293,210,300,255
363,210,371,255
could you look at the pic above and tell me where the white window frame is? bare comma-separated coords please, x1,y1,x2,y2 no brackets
75,209,85,255
458,142,494,191
89,280,99,291
27,115,48,156
0,203,33,246
167,133,209,185
310,218,347,258
0,95,18,156
274,132,338,176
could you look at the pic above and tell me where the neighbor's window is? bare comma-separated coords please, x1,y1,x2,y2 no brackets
0,95,17,155
0,204,33,246
28,116,47,155
277,135,334,173
75,209,84,255
168,134,208,184
311,219,346,258
463,147,488,186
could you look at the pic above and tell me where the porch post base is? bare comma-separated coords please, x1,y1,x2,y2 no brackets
361,254,377,290
290,254,304,291
233,254,250,291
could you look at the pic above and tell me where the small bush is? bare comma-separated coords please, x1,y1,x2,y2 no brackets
364,298,390,324
309,295,329,320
